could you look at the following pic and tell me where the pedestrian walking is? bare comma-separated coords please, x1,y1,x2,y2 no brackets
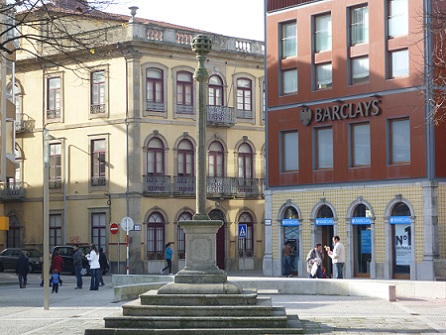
160,243,173,275
50,269,61,293
15,251,29,288
73,245,83,289
326,236,345,279
86,244,100,290
98,247,108,286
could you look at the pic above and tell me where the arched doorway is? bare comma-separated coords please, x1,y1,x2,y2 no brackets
390,202,411,279
351,204,372,278
209,209,226,270
282,206,299,276
315,205,334,278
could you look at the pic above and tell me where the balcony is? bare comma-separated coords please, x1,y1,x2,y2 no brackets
15,113,35,133
143,175,171,195
46,108,61,119
90,176,106,187
90,104,106,114
143,175,264,199
207,106,235,127
0,182,26,202
234,178,260,198
206,177,235,198
173,176,195,196
49,179,62,190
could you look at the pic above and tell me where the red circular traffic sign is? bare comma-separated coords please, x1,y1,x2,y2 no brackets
110,223,119,235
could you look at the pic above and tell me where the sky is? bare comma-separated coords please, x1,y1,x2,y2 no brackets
107,0,265,41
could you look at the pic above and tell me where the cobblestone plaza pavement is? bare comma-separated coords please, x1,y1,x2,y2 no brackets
1,272,445,335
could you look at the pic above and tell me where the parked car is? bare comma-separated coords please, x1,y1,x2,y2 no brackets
52,245,90,276
0,248,43,273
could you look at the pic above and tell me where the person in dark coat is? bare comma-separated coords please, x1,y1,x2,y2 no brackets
15,251,29,288
98,247,108,286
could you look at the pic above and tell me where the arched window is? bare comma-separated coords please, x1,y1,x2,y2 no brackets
236,78,253,119
318,205,334,218
208,75,224,106
208,141,224,177
391,202,411,278
238,212,254,257
176,71,193,114
177,211,192,260
146,137,164,175
177,139,194,176
146,67,164,112
147,212,165,260
238,143,253,179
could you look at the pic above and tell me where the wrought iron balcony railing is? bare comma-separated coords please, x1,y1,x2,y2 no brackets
207,106,235,127
15,113,35,133
46,108,61,119
207,177,235,198
0,182,26,201
234,177,260,198
49,179,62,190
143,175,171,194
143,175,264,199
173,176,195,195
90,104,106,114
90,176,106,187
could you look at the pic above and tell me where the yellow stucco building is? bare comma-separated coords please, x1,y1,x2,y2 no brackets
1,3,265,274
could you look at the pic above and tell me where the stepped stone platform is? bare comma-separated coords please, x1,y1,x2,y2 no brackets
84,287,303,335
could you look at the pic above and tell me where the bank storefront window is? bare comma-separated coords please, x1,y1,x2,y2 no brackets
352,204,372,277
390,202,411,279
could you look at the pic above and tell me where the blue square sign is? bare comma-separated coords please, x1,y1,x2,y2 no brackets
238,224,247,238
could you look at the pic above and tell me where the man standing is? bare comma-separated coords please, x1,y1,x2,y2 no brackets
73,245,83,289
282,241,293,277
326,236,345,279
15,251,29,288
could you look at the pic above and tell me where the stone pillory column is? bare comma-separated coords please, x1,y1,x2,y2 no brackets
158,35,241,294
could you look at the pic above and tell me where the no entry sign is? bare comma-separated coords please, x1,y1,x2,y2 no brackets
110,223,119,235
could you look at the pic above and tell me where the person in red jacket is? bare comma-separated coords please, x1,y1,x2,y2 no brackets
51,251,64,285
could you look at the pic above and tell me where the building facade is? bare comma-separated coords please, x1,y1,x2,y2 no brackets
264,0,446,280
1,2,265,274
0,2,21,239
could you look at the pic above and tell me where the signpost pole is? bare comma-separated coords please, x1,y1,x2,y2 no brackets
120,217,134,275
243,238,246,275
126,218,129,275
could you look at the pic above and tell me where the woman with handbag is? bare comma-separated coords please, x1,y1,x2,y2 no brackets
306,243,324,278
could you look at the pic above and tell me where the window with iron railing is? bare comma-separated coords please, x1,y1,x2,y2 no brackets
49,143,62,190
90,70,106,114
236,78,253,119
146,68,164,112
47,77,61,120
90,139,106,187
147,212,165,260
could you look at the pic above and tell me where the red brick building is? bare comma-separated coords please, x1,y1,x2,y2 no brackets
264,0,446,280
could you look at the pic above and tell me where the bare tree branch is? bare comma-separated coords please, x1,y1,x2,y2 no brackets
1,0,129,69
421,2,446,125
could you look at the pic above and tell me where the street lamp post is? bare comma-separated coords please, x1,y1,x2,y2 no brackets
43,129,50,310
